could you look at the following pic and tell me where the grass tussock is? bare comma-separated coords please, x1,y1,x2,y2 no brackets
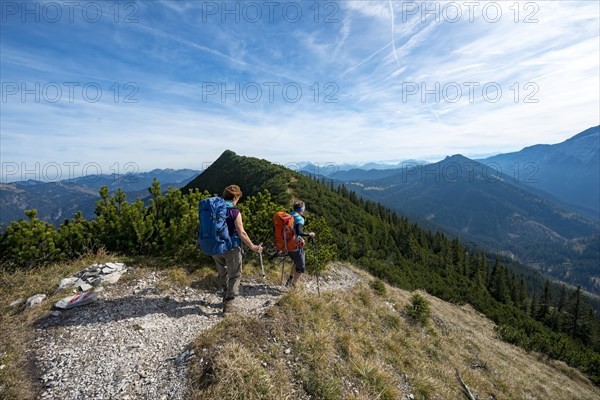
191,286,429,399
0,249,125,400
190,276,600,400
2,257,599,400
0,252,288,399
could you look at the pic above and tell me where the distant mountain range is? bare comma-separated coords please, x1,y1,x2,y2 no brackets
481,126,599,220
343,154,597,235
3,127,598,293
297,160,425,172
295,160,428,181
332,126,600,294
0,169,199,228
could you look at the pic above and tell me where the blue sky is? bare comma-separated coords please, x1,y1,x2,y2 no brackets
1,0,599,181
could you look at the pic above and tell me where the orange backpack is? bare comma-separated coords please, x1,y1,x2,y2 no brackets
273,211,299,252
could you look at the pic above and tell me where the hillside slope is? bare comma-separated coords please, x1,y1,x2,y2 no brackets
2,259,598,400
189,264,600,399
4,150,597,396
183,150,293,205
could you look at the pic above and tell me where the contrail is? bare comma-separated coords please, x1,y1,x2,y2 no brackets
389,0,401,66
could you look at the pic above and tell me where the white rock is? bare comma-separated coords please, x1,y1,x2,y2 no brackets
26,294,46,308
9,298,25,307
51,311,61,317
101,272,123,285
74,278,87,287
89,277,103,286
59,277,78,290
106,262,125,272
79,283,93,292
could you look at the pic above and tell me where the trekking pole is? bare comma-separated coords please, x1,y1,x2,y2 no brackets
258,242,265,281
280,254,285,286
281,229,288,286
311,236,320,297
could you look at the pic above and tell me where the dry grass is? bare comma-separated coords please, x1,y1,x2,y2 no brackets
190,268,600,400
0,249,124,400
3,256,599,400
162,255,278,291
0,250,219,400
0,251,270,400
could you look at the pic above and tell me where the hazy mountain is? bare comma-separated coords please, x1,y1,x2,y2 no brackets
342,154,600,294
296,161,403,171
0,169,199,228
296,159,426,173
328,164,419,181
293,160,429,182
482,126,599,220
0,181,100,229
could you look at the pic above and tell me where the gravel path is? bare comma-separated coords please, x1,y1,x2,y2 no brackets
33,263,363,399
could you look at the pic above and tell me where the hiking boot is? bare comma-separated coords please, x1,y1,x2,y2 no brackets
285,276,293,287
223,298,239,315
216,287,228,303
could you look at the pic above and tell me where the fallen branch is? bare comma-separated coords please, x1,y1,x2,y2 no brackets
431,315,449,335
456,369,477,400
470,362,488,371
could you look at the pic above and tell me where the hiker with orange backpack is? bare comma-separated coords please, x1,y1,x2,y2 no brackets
284,201,315,287
198,185,263,314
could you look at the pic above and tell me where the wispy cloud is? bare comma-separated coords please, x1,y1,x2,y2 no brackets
1,0,599,180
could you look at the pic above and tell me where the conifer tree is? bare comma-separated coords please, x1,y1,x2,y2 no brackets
565,286,584,341
516,278,529,312
537,280,552,321
0,209,60,269
305,215,337,276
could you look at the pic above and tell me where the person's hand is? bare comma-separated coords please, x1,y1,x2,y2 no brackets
253,244,263,253
309,232,316,238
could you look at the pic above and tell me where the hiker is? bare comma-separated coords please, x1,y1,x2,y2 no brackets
286,201,316,287
212,185,263,313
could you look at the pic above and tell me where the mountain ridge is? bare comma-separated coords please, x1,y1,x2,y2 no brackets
339,152,600,294
482,125,599,215
0,168,200,228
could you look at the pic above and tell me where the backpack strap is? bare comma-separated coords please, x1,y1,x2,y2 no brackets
224,201,241,247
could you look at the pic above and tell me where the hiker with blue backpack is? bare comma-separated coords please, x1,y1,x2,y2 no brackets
285,201,315,287
198,185,263,314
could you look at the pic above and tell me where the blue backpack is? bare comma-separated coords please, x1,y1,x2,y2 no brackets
197,197,241,255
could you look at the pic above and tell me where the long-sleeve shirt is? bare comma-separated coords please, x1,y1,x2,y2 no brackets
290,211,310,237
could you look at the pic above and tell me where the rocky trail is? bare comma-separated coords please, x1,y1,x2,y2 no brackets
32,263,363,399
